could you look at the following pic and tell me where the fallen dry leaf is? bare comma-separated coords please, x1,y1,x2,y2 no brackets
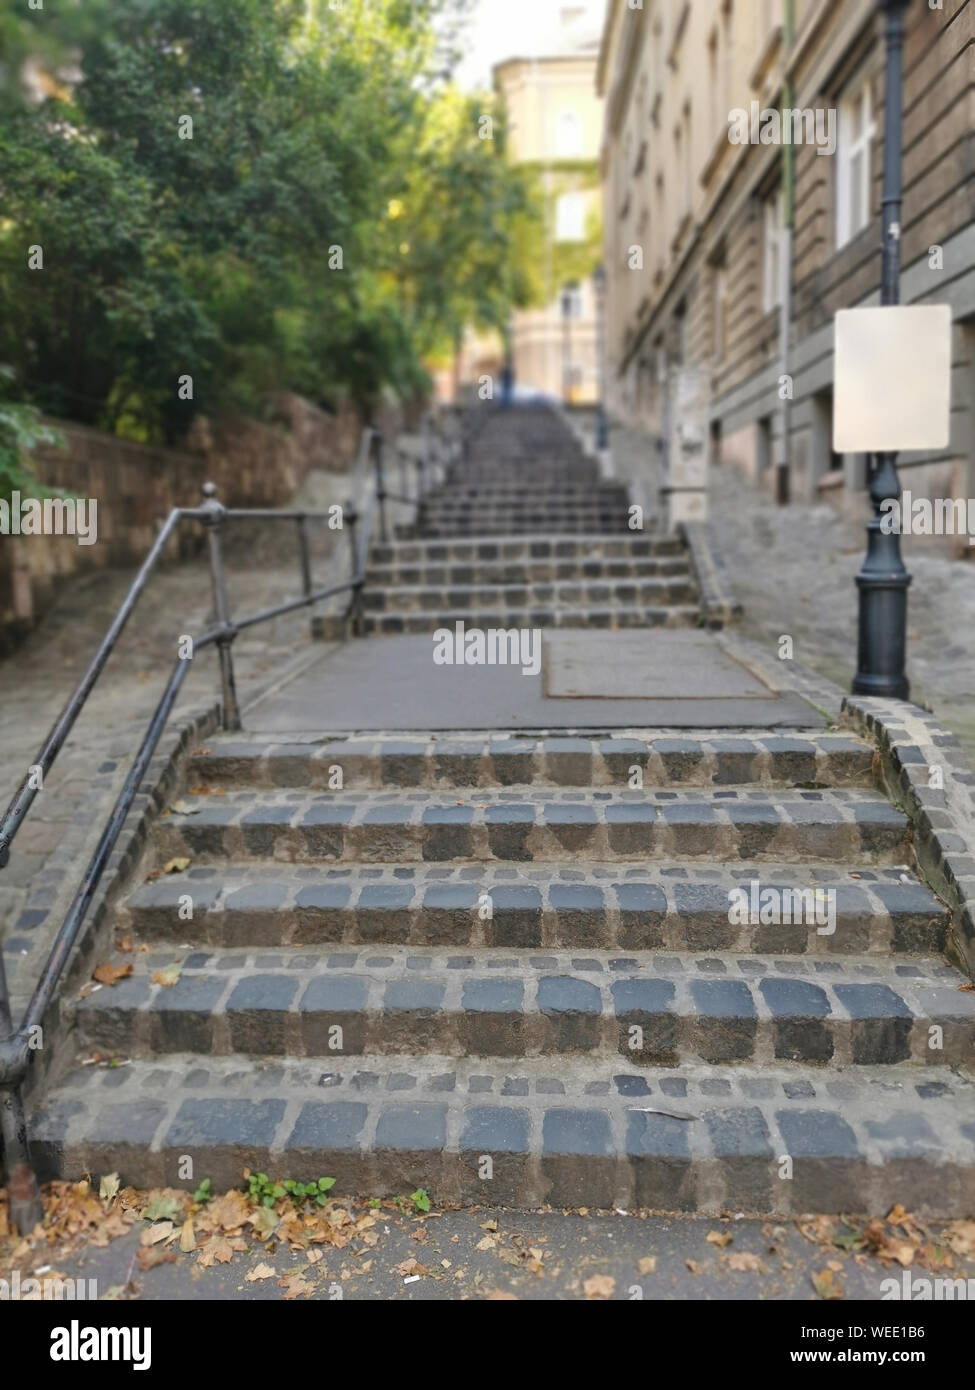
99,1173,120,1203
197,1234,246,1267
140,1221,174,1248
151,963,181,988
93,962,133,986
162,857,191,874
583,1275,615,1300
726,1251,765,1273
137,1246,176,1271
204,1191,251,1233
945,1221,975,1257
637,1256,657,1275
812,1268,843,1300
246,1262,276,1282
278,1272,314,1300
179,1219,196,1254
707,1230,733,1248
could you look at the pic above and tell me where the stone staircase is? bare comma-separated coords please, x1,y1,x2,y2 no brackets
30,729,975,1215
26,404,975,1217
345,404,702,634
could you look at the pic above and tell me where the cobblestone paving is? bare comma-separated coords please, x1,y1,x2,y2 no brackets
708,463,975,762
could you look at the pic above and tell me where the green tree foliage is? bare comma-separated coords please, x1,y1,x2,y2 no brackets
0,0,541,443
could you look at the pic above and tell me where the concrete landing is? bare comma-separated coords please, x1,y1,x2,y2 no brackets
244,631,823,732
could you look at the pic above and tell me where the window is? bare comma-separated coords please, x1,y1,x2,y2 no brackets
708,30,719,142
556,109,583,159
836,73,875,248
762,188,783,311
556,192,585,243
713,257,729,360
721,2,734,121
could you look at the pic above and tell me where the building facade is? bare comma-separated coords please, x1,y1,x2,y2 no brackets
493,5,606,403
598,0,975,547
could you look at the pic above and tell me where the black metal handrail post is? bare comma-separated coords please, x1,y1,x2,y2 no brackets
295,514,324,640
200,482,242,730
372,431,388,544
344,501,364,636
852,0,913,700
0,948,42,1234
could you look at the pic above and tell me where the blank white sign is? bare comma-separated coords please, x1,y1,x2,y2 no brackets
833,305,952,452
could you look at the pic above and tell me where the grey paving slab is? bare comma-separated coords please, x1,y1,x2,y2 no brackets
244,635,823,732
544,630,774,699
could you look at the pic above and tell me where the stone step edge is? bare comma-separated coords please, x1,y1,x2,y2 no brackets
347,607,703,632
122,866,948,956
371,534,676,549
373,534,675,552
29,1057,975,1216
185,734,876,789
152,794,912,868
71,952,974,1069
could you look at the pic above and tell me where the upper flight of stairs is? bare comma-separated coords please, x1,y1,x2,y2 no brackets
344,405,703,635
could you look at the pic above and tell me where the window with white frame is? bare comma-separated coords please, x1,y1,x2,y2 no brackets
555,191,585,243
556,108,583,159
762,187,783,312
835,71,875,248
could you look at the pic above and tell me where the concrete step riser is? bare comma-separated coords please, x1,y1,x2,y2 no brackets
187,738,876,792
153,811,911,868
363,582,699,613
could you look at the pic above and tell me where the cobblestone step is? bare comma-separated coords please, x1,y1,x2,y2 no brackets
29,1054,975,1216
445,468,601,485
362,578,699,613
369,535,679,564
404,520,635,538
364,556,691,585
151,788,912,866
414,507,629,522
186,731,877,791
424,482,628,498
329,605,702,635
122,862,948,955
72,947,973,1070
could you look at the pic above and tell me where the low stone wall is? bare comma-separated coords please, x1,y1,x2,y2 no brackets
0,395,365,645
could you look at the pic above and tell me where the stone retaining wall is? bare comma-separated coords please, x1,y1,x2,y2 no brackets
0,395,365,646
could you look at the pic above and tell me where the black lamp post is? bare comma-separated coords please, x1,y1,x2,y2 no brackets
560,285,574,405
852,0,912,700
593,263,608,449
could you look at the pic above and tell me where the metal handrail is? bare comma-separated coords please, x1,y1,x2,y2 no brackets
0,410,456,1232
